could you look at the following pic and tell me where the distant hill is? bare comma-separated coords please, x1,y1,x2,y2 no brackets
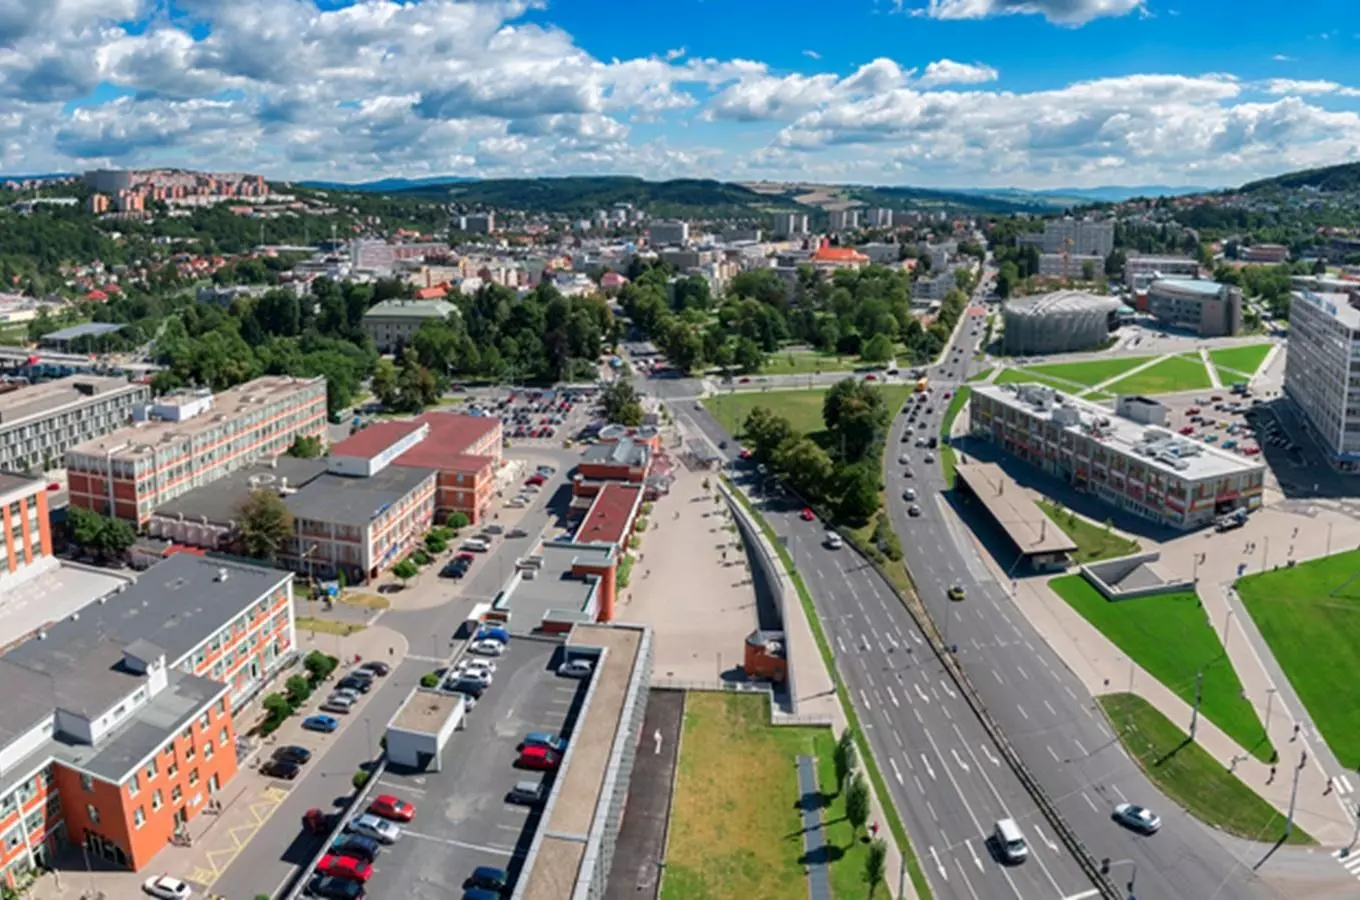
948,185,1213,207
1239,161,1360,194
299,175,481,192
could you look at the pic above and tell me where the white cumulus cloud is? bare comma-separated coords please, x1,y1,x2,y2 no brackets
918,59,999,87
906,0,1144,26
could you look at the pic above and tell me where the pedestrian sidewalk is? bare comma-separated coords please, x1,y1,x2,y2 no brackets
1200,347,1224,388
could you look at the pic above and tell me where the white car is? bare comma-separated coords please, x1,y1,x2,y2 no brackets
898,455,910,465
470,639,506,656
824,533,844,550
143,875,192,900
453,668,493,687
557,659,594,679
347,812,402,844
456,658,497,675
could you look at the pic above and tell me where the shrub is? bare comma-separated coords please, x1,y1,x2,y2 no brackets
425,535,448,554
285,674,311,705
640,502,654,515
304,650,338,681
446,511,470,530
633,517,648,532
420,673,440,688
617,555,635,588
411,549,431,566
628,535,641,549
352,771,369,789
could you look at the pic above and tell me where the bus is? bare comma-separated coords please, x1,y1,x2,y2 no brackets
915,376,929,393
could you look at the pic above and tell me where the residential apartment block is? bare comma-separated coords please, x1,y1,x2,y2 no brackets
968,384,1265,529
361,299,458,353
1018,218,1114,257
647,221,689,247
65,376,327,525
0,474,54,589
771,212,809,237
0,376,148,475
0,555,294,884
828,209,860,231
1284,290,1360,471
1038,252,1105,279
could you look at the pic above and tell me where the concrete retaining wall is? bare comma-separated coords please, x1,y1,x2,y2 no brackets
1081,551,1195,601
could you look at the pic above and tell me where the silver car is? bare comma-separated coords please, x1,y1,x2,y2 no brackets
347,812,402,844
1112,803,1161,834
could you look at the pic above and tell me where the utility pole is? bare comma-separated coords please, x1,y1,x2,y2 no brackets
1221,607,1235,656
1285,748,1304,839
1190,670,1204,740
1264,687,1278,736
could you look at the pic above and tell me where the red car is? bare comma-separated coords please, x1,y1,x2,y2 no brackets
738,448,753,460
1179,425,1194,435
943,392,952,399
800,508,815,522
738,377,750,384
518,746,561,771
1187,407,1200,415
317,854,374,883
368,794,416,822
864,373,877,381
526,474,545,486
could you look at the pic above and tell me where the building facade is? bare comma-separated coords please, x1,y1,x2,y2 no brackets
0,376,148,475
828,209,860,231
1124,254,1200,292
1032,218,1115,256
1241,244,1290,263
1145,279,1242,336
65,376,327,525
1284,290,1360,470
0,555,294,885
647,221,689,247
361,299,458,353
0,475,54,589
1038,253,1105,280
968,383,1265,529
771,212,809,237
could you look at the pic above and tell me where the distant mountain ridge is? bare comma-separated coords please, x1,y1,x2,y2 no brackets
299,175,481,192
1238,161,1360,193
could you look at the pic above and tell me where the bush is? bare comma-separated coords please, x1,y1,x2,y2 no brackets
633,517,648,532
640,502,654,515
425,535,448,554
617,554,635,588
446,511,470,530
285,674,312,705
628,535,641,549
411,550,431,566
352,771,369,789
420,672,440,688
304,650,338,681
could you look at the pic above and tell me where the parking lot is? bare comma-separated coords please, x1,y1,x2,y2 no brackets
479,387,600,446
355,637,586,899
1153,389,1303,481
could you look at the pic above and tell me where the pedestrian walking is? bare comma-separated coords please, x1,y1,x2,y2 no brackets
1268,765,1276,784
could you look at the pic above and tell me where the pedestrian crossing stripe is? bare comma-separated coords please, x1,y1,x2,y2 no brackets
1329,848,1360,878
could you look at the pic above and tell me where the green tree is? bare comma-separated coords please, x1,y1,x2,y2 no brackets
601,379,644,426
285,674,311,705
846,773,870,839
262,692,291,723
425,532,448,554
304,650,337,681
732,336,766,373
866,838,888,897
392,559,419,585
66,506,106,550
833,728,857,792
98,517,136,560
773,436,836,503
445,511,470,530
238,488,294,562
287,435,324,458
371,358,399,408
860,333,895,364
836,463,880,523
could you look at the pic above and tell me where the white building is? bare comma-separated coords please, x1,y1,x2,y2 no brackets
1124,254,1200,291
1285,290,1360,470
913,269,957,303
1038,253,1105,279
866,208,896,228
648,221,690,247
362,298,459,352
0,376,149,474
828,209,860,231
1021,218,1115,257
771,212,809,237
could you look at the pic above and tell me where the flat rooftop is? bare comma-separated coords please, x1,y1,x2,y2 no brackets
498,542,613,630
973,383,1265,482
284,466,435,527
150,457,328,525
0,374,143,428
582,438,649,468
391,689,463,735
1149,278,1227,296
41,322,124,342
0,564,131,651
955,463,1078,556
520,623,646,900
575,483,641,547
67,375,323,462
1294,289,1360,329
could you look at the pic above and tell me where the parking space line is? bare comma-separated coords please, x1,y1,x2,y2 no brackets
403,828,523,857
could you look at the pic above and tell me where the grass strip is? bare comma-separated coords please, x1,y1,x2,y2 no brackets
295,616,366,636
725,479,932,899
1034,500,1140,564
1097,694,1310,845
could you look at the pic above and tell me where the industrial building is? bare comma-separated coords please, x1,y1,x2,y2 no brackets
1001,290,1121,355
1284,290,1360,470
968,384,1266,529
1145,279,1242,337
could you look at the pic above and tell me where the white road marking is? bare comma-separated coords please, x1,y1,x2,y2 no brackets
951,748,970,772
1016,664,1029,680
931,846,948,881
1017,704,1028,720
859,688,871,709
991,669,1003,684
915,683,931,704
1064,685,1077,700
1034,823,1060,853
1073,738,1088,757
939,679,956,699
403,829,520,856
981,744,1000,766
892,730,904,747
914,708,924,725
890,757,904,785
926,800,938,821
1047,745,1061,762
942,705,952,720
1111,784,1127,802
1023,640,1034,651
966,838,983,871
887,686,901,708
836,635,846,653
1082,792,1099,812
914,774,926,795
1044,700,1057,717
1063,891,1101,900
921,754,937,779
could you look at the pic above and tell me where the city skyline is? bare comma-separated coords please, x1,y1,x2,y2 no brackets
2,0,1360,190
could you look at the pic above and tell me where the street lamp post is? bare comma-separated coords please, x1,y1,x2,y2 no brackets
1221,606,1235,656
1264,687,1278,737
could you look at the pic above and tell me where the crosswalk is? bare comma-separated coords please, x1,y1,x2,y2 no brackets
1331,847,1360,883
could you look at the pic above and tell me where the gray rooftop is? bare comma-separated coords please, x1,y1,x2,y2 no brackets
151,458,329,527
362,299,457,320
40,322,124,342
284,466,436,527
0,374,145,429
1149,278,1228,297
1294,290,1360,329
582,439,649,468
497,542,613,630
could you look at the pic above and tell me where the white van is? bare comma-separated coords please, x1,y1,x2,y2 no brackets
462,537,491,552
994,818,1028,863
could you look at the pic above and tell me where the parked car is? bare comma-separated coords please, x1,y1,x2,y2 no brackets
368,794,417,822
521,732,568,754
346,813,401,844
143,875,192,900
470,639,506,657
517,746,561,771
302,715,339,733
557,659,593,679
316,854,373,883
273,745,312,765
447,678,486,699
306,875,365,899
462,889,500,900
337,676,372,694
261,759,301,780
329,835,382,864
321,696,355,714
465,866,509,893
507,780,544,806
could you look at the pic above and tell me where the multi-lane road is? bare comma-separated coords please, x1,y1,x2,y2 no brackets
648,278,1286,899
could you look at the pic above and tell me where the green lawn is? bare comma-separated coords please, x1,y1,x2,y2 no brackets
1209,344,1273,379
1024,356,1152,388
1097,694,1310,845
966,367,994,382
662,692,879,900
1050,575,1273,761
993,368,1087,394
940,387,971,437
760,351,861,376
1034,501,1140,563
1237,550,1360,768
1102,355,1213,395
705,386,915,445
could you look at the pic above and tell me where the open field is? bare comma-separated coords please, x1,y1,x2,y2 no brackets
662,692,874,900
1097,694,1310,844
967,368,994,382
706,386,914,445
1102,355,1213,395
1236,550,1360,768
1051,576,1273,761
1024,356,1151,387
1209,344,1273,379
760,351,861,375
993,367,1087,393
1035,501,1140,563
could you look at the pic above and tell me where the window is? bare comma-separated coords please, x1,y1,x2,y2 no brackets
208,774,220,794
219,727,229,747
85,804,99,825
0,794,12,817
79,774,93,793
214,699,226,718
128,773,139,796
198,712,209,730
188,768,199,787
133,807,145,829
146,759,157,780
167,762,177,779
151,790,162,812
171,786,182,804
185,744,195,761
203,741,214,760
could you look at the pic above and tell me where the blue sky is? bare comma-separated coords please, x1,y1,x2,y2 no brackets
3,0,1360,188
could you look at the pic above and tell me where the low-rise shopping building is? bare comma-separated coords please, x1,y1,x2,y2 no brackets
0,554,295,884
968,383,1265,529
